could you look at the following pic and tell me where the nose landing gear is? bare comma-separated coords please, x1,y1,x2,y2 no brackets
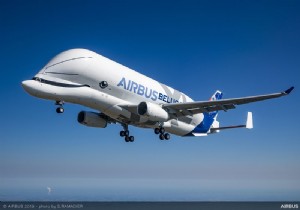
55,101,64,113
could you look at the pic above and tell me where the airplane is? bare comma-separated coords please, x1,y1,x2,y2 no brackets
21,49,294,142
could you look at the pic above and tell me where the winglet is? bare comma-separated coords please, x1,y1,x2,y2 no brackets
284,86,294,95
246,112,253,129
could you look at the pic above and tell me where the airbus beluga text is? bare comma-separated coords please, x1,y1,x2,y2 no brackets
22,49,294,142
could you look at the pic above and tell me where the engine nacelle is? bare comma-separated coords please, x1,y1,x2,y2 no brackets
77,111,107,128
137,101,169,122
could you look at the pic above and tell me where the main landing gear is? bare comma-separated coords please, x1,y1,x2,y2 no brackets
154,127,171,140
120,124,134,142
55,101,64,113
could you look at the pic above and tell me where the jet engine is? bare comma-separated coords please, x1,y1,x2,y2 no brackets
77,111,107,128
137,101,169,122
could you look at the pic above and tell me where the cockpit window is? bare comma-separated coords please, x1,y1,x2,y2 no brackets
32,77,41,81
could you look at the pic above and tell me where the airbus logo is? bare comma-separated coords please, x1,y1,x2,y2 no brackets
281,204,298,209
117,77,179,103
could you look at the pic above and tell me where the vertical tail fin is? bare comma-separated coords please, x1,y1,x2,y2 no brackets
209,90,223,131
204,90,223,133
210,90,223,101
209,90,223,119
190,90,223,134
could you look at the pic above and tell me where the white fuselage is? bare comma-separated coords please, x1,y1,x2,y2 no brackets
22,49,204,136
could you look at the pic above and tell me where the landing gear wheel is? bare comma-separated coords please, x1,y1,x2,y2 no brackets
159,127,165,134
124,130,129,136
164,133,170,140
154,128,160,134
120,131,126,137
129,136,134,142
56,107,64,113
125,136,130,142
159,133,165,140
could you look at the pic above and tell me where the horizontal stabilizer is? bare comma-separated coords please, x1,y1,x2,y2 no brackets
191,133,208,137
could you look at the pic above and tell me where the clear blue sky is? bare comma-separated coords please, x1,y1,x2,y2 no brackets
0,0,299,201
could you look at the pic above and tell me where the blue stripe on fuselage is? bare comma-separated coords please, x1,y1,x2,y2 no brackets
193,111,218,133
185,111,218,136
184,90,222,136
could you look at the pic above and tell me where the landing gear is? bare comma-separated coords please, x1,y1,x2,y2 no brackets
55,101,64,114
120,131,126,137
56,107,64,113
154,128,160,134
120,124,134,142
154,126,170,140
125,135,134,142
164,133,170,140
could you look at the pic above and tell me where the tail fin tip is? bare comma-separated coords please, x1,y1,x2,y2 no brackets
210,90,223,101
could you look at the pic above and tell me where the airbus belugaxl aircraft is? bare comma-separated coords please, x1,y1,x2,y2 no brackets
22,49,294,142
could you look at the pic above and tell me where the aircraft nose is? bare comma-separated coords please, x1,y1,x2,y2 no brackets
21,80,31,91
21,80,37,95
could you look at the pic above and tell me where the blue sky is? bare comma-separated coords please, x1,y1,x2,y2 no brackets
0,0,300,201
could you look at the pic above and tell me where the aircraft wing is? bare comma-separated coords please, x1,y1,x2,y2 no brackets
163,87,294,116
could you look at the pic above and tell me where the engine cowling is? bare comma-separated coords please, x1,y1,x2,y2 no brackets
137,101,169,122
77,111,107,128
